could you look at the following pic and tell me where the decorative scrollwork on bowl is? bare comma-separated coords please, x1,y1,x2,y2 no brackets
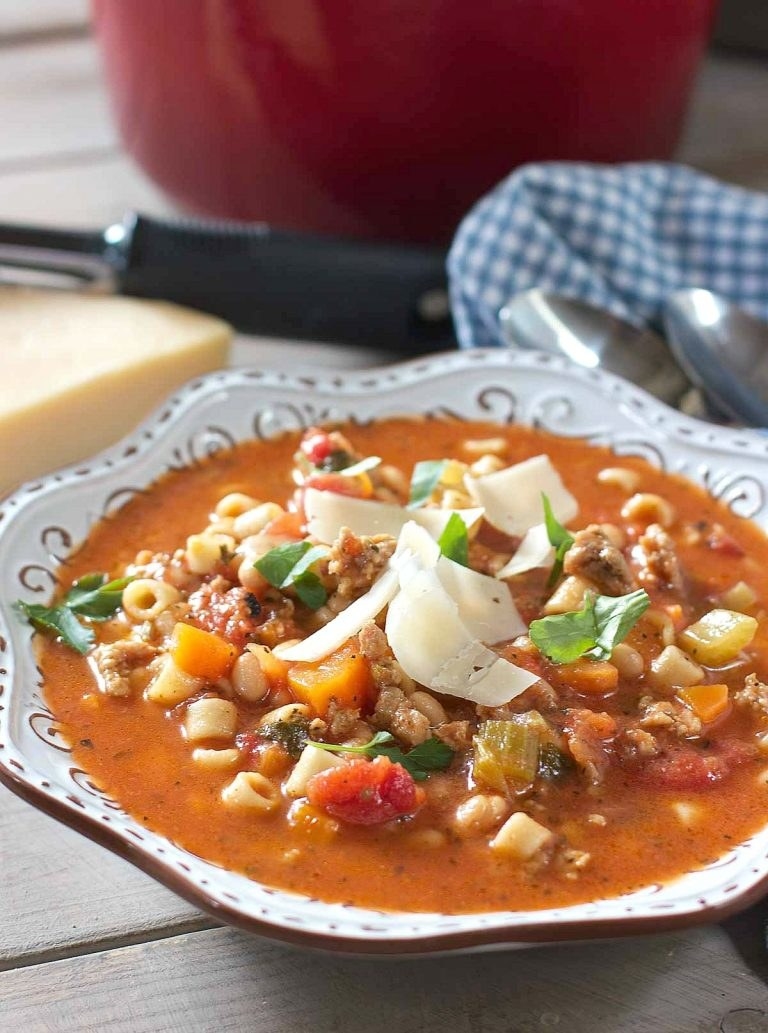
69,766,122,809
699,468,766,519
168,425,237,471
252,402,349,440
472,386,518,424
526,391,608,439
28,711,72,753
18,563,58,594
609,437,667,469
40,525,74,565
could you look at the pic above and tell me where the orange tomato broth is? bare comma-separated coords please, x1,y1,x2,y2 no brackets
39,417,768,913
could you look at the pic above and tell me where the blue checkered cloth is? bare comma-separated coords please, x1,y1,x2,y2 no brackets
447,162,768,350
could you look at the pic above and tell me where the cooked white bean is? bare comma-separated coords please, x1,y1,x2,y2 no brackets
453,794,508,838
221,771,280,812
231,649,269,703
610,643,644,679
122,578,181,622
184,697,238,742
645,608,676,647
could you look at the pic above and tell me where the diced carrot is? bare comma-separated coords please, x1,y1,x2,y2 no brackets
170,622,237,681
677,683,730,725
287,642,373,715
303,471,373,499
550,659,619,696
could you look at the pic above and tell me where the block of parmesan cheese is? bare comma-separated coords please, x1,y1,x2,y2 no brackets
0,287,232,494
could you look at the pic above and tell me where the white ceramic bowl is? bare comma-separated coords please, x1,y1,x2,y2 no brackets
3,350,768,954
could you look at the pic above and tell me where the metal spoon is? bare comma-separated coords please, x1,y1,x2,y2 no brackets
498,289,692,409
663,289,768,427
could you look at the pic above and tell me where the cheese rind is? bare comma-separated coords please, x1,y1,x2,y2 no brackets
0,287,231,493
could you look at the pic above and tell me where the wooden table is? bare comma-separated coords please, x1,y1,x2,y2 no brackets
2,10,768,1031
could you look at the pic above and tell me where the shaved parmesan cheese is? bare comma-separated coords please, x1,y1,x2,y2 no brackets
304,489,405,542
432,641,539,706
391,520,440,574
465,454,578,536
273,567,399,662
385,524,535,707
435,555,525,643
385,568,473,685
414,506,484,539
304,487,483,546
496,523,554,579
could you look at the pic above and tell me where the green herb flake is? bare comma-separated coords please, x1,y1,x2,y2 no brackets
254,541,329,610
437,512,469,567
16,572,133,654
407,459,448,509
542,492,575,587
529,589,650,664
309,731,454,781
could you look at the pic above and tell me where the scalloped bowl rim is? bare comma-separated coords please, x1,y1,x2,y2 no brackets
3,349,768,955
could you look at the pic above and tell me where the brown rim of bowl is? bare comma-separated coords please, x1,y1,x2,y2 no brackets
2,760,767,957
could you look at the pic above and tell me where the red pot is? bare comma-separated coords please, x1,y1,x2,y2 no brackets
92,0,719,244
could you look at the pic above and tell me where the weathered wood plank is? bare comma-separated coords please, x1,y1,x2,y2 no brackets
0,37,115,169
2,923,767,1033
0,0,89,42
0,788,213,971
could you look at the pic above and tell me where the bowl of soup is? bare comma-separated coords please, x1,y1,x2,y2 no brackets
3,350,768,954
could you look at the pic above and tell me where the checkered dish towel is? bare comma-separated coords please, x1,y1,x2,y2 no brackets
447,162,768,350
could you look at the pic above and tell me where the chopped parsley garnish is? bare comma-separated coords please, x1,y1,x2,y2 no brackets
309,730,454,781
437,512,469,566
407,459,448,509
256,719,311,759
529,589,650,664
254,541,329,609
16,573,134,655
542,492,575,587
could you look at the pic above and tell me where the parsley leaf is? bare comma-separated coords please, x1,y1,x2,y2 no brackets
309,731,454,781
542,492,574,587
529,589,650,664
254,541,329,609
407,459,448,509
437,512,469,566
64,574,135,621
16,572,133,655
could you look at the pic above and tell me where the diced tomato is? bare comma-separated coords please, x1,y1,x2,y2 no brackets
306,755,425,825
705,524,745,557
303,472,369,498
633,739,757,792
300,428,335,466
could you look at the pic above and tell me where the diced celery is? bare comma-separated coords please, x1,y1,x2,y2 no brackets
473,717,540,790
678,609,758,667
